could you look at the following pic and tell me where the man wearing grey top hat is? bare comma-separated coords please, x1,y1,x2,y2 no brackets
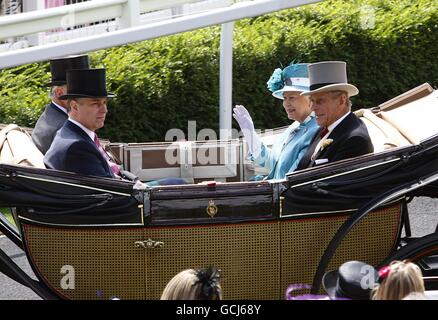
296,61,373,170
32,55,90,154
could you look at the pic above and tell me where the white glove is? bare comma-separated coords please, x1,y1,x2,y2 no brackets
233,105,261,157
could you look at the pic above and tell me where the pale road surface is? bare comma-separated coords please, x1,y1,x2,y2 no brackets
0,197,437,300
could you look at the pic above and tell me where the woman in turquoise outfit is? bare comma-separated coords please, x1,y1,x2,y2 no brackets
233,62,319,180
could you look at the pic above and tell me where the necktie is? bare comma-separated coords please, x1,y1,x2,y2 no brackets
94,134,121,175
308,127,329,164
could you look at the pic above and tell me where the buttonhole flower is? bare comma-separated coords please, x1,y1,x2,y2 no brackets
321,139,333,150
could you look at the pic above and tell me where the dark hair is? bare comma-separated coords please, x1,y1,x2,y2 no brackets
195,266,222,300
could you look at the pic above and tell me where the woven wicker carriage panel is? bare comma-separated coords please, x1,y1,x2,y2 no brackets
280,203,401,296
23,225,146,300
23,222,280,300
21,203,400,300
143,222,281,299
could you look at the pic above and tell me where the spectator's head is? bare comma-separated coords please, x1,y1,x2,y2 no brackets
302,61,358,127
372,260,425,300
161,267,222,300
323,261,378,300
267,62,311,122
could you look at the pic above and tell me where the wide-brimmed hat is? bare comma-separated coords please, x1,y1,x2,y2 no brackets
322,261,378,300
267,63,310,100
48,55,90,86
59,68,116,100
301,61,359,97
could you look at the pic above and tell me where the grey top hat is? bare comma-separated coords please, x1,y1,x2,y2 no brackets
322,261,378,300
301,61,359,97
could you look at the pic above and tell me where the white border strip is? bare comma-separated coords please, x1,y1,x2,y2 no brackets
280,197,404,218
15,174,132,197
289,157,401,189
280,208,357,218
18,216,144,228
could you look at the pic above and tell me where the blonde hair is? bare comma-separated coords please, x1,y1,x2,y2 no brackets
372,260,425,300
161,267,222,300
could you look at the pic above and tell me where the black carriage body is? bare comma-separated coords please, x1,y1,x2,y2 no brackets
1,132,436,299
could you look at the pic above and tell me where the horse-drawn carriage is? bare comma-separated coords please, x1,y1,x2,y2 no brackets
0,83,437,299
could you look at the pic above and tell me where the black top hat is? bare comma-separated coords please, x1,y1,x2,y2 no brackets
322,261,378,300
59,69,116,100
48,55,90,86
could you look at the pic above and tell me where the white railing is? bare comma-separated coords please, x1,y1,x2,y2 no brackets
0,0,226,40
0,0,233,54
0,0,322,68
1,0,128,39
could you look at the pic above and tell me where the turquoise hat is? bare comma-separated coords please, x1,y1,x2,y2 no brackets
267,63,310,100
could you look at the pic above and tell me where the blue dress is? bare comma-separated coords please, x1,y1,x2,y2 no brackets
252,115,319,180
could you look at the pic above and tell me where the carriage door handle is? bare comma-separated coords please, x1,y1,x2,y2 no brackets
134,239,164,249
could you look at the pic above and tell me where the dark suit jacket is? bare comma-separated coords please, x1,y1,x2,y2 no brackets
44,120,114,178
297,112,374,170
32,102,68,154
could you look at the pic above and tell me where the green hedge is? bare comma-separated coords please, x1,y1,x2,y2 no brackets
0,0,436,142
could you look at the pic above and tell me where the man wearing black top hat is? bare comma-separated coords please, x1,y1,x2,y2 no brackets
296,61,373,170
44,68,120,178
32,55,90,154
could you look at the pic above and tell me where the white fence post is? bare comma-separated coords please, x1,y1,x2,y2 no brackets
219,20,234,140
119,0,140,29
22,0,45,46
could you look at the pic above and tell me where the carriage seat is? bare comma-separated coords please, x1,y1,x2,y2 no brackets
116,139,242,183
356,109,411,153
0,124,45,168
356,89,438,153
378,89,438,145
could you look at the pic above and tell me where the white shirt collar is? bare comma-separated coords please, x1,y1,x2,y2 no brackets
51,100,68,115
68,118,95,142
311,111,351,161
328,111,351,133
